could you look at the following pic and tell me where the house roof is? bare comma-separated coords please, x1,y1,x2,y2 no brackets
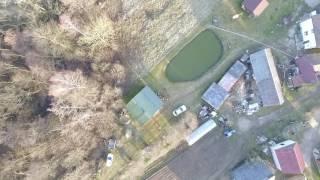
292,75,305,88
300,14,320,49
312,15,320,48
218,61,247,92
231,161,274,180
250,48,284,106
271,140,305,175
202,83,229,110
126,86,163,124
296,55,319,84
243,0,269,16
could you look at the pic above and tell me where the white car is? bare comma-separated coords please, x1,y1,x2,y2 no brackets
106,153,114,167
173,105,187,117
224,129,236,138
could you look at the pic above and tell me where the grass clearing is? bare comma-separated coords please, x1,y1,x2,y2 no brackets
165,30,223,82
140,114,171,144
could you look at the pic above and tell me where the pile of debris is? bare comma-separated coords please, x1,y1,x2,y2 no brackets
198,105,236,138
233,52,262,115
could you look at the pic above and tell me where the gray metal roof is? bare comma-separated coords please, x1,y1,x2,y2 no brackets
250,48,284,106
218,61,247,92
232,162,274,180
202,83,229,110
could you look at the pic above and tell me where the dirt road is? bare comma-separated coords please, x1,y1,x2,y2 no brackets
301,108,320,166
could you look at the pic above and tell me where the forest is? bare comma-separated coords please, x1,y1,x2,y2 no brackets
0,0,128,179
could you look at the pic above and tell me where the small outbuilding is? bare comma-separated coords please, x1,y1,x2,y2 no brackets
231,161,275,180
202,83,229,110
218,61,247,92
242,0,269,17
270,140,305,175
126,86,163,124
186,119,217,146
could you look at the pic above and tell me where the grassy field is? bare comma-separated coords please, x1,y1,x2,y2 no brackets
165,30,223,82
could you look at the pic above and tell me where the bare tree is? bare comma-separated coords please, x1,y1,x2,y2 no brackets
32,21,83,58
77,14,118,60
0,61,45,121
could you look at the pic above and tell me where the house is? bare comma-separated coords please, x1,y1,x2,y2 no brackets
202,83,229,110
270,140,305,175
231,161,275,180
291,55,320,87
242,0,269,17
218,61,248,92
126,86,163,124
250,48,284,107
299,11,320,50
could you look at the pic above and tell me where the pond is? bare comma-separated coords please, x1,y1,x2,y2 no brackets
165,30,223,82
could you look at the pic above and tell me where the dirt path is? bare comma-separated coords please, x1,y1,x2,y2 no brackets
207,25,295,58
301,108,320,165
237,83,320,132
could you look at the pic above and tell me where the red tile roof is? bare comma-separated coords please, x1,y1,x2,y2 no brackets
243,0,269,16
275,143,305,174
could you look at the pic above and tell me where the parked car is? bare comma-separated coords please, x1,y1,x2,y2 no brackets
107,138,117,150
106,153,114,167
172,105,187,117
224,128,236,138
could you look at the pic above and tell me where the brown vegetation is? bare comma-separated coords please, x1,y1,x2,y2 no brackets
0,0,126,179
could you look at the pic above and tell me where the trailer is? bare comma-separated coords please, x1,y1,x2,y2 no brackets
186,119,217,146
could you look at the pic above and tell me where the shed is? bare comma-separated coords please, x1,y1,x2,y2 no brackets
250,48,284,107
126,86,163,124
218,61,247,92
186,119,217,146
202,83,229,110
231,161,274,180
242,0,269,17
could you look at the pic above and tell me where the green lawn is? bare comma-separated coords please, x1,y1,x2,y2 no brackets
165,30,223,82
